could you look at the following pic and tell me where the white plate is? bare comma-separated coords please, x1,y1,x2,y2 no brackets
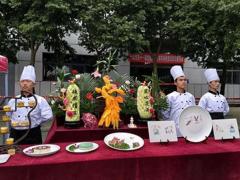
23,144,60,157
104,132,144,151
179,106,212,142
66,142,99,153
0,154,10,164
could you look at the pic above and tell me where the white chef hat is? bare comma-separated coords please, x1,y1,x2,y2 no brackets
204,68,220,83
20,65,36,83
170,65,185,80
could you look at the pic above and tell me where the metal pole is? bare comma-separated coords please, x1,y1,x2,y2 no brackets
5,73,8,97
4,73,9,140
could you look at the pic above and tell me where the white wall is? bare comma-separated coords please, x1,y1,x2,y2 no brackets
183,60,207,84
115,59,130,75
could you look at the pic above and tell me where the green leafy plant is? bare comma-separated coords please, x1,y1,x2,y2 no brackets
48,66,70,117
94,49,118,75
112,73,141,116
75,73,99,114
50,68,105,117
55,66,71,90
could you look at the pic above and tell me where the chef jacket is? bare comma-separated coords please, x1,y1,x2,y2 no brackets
198,91,229,117
7,94,53,130
161,91,196,137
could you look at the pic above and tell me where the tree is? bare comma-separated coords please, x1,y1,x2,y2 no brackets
77,0,147,63
133,0,182,97
0,3,18,63
78,0,183,97
169,0,240,94
79,0,149,64
0,0,81,65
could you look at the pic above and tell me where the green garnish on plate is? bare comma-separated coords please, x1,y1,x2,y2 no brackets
109,142,130,149
68,144,79,152
79,142,93,150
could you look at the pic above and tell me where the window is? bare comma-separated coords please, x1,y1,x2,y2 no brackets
43,53,97,81
130,63,174,82
233,71,240,83
130,62,176,94
218,69,240,84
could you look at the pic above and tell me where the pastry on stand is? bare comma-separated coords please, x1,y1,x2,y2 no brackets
0,92,38,154
2,105,11,112
2,115,10,122
0,127,9,134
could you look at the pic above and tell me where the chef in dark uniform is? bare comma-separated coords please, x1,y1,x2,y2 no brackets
7,65,53,144
198,68,229,119
161,65,196,137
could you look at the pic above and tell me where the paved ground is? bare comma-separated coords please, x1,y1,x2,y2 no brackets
1,107,240,144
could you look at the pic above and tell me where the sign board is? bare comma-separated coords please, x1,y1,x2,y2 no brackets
212,119,240,140
128,53,184,65
148,121,178,143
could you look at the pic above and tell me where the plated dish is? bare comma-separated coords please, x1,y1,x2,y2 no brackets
66,142,99,153
23,144,60,157
104,132,144,151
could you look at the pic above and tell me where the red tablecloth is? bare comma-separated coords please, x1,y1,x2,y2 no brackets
1,138,240,180
45,119,149,143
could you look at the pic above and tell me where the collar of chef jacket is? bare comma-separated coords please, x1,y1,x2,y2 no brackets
20,92,33,98
176,90,186,95
208,90,220,95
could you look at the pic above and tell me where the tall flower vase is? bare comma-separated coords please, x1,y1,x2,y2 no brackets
64,81,81,128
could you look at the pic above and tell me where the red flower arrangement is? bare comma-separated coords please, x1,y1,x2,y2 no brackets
71,69,78,75
128,89,135,95
66,110,74,117
149,108,156,119
86,92,94,100
149,96,154,104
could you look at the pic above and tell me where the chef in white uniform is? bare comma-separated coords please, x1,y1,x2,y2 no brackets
7,65,53,144
198,68,229,119
161,65,196,137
